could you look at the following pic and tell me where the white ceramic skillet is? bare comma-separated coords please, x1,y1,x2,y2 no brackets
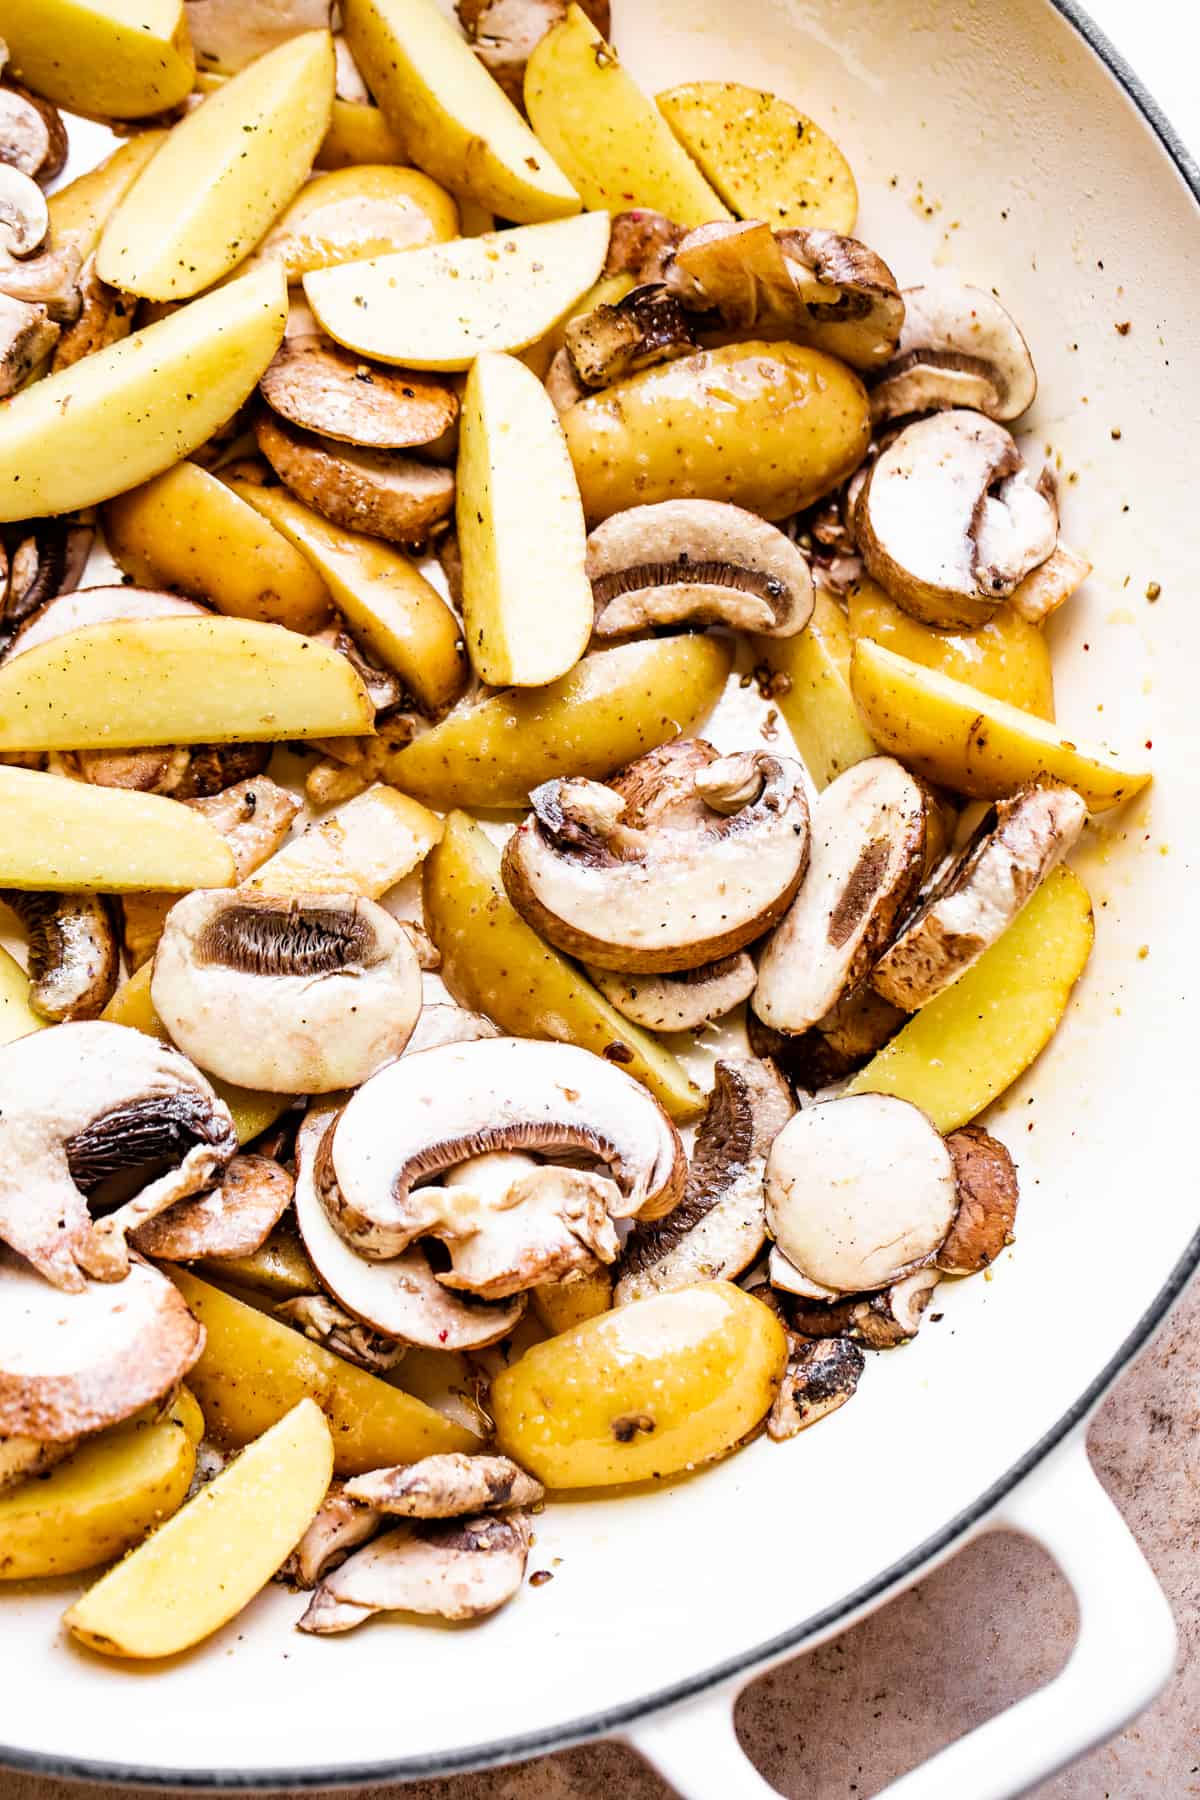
2,0,1198,1793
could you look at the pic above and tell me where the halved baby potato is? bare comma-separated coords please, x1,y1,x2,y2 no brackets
0,768,235,892
0,0,195,118
251,164,459,280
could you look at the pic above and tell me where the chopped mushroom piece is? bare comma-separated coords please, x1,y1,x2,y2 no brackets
1008,541,1092,625
344,1452,543,1517
275,1295,406,1372
587,499,814,639
0,162,46,256
604,209,685,284
298,1511,532,1632
255,412,456,547
132,1154,295,1262
151,890,423,1093
869,284,1037,424
314,621,405,716
0,290,57,395
502,739,810,973
564,285,697,388
78,740,273,800
0,1021,237,1291
543,345,589,414
0,890,118,1021
748,986,907,1092
283,1481,383,1589
589,951,756,1032
783,1268,941,1348
872,782,1088,1011
938,1124,1019,1274
616,1057,793,1304
752,757,930,1035
456,0,610,104
260,337,459,454
50,257,135,373
768,1337,865,1440
183,0,333,71
0,84,68,184
402,1002,501,1055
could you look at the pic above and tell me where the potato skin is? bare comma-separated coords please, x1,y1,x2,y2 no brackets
847,579,1055,722
751,590,877,789
562,341,870,524
492,1282,787,1487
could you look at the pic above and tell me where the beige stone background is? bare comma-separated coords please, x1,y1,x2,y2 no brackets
8,1274,1199,1800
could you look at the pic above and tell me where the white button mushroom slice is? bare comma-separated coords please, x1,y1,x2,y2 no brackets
869,284,1038,425
343,1452,543,1517
6,585,207,660
748,987,906,1093
131,1153,295,1263
0,163,47,258
402,1003,501,1056
1008,541,1092,625
752,757,930,1036
297,1511,532,1633
767,1337,865,1441
938,1124,1019,1275
501,739,810,974
782,1267,942,1349
765,1246,841,1301
563,285,697,389
259,337,460,454
765,1093,956,1295
283,1480,384,1590
183,0,333,71
872,782,1088,1011
255,411,456,548
0,1250,203,1440
588,951,756,1033
0,890,118,1021
0,291,57,397
0,1020,237,1291
275,1294,407,1372
151,890,423,1094
586,500,815,639
0,1433,78,1493
616,1057,793,1304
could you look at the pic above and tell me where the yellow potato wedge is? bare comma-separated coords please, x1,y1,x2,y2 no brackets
0,943,45,1046
98,32,335,301
305,212,610,371
251,164,458,281
247,782,442,897
850,639,1151,811
385,634,732,809
846,580,1054,721
0,767,234,891
170,1272,476,1471
231,482,465,711
424,811,705,1121
458,351,592,687
525,7,729,227
200,1228,319,1301
0,1404,196,1582
315,97,409,169
847,865,1095,1131
751,590,878,789
106,463,333,633
342,0,579,223
48,134,168,257
657,82,857,234
0,0,194,118
0,616,372,752
65,1399,333,1658
0,265,287,521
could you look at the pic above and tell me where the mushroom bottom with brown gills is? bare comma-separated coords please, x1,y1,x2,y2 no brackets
275,1295,407,1373
150,890,424,1094
589,952,756,1033
255,411,455,548
747,988,906,1093
783,1268,941,1349
868,283,1038,425
298,1511,532,1633
0,889,118,1021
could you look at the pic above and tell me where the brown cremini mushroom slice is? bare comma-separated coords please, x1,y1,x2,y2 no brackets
298,1510,532,1632
501,739,810,973
132,1153,295,1262
752,756,930,1035
869,284,1037,425
748,986,907,1093
343,1452,543,1516
615,1057,793,1304
275,1294,407,1372
0,84,68,184
783,1267,941,1348
855,410,1059,629
0,890,118,1021
588,951,756,1033
938,1124,1019,1274
765,1093,956,1295
255,411,455,547
0,291,57,394
872,782,1088,1011
183,0,333,70
0,1249,203,1440
260,337,460,455
314,621,404,716
78,740,273,800
587,499,814,638
604,209,685,283
543,344,588,414
284,1481,384,1589
151,890,423,1094
0,1020,237,1291
456,0,609,103
50,257,135,373
767,1337,865,1440
563,285,696,388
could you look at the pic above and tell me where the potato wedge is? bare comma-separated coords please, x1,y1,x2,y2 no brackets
751,590,877,790
458,351,592,687
847,866,1094,1131
316,97,408,170
106,463,333,634
525,7,729,227
0,265,287,521
0,0,195,118
424,811,705,1121
846,580,1054,721
48,134,168,257
0,944,45,1046
231,482,466,711
247,782,442,897
0,767,234,891
850,639,1151,811
342,0,579,223
0,616,372,752
170,1272,476,1472
65,1399,333,1658
98,33,336,301
385,634,731,809
657,82,857,234
251,164,458,281
305,212,610,371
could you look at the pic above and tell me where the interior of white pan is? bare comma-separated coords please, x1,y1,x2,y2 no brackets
3,0,1198,1784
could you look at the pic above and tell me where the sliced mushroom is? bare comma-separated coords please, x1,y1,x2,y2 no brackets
344,1452,543,1517
748,986,906,1092
782,1267,941,1348
0,1250,203,1439
256,412,455,547
856,411,1059,629
0,890,118,1021
752,756,930,1035
544,344,589,414
765,1092,956,1294
260,337,460,455
298,1510,532,1632
314,621,404,716
402,1003,502,1056
188,775,301,874
6,583,205,661
50,256,135,373
564,285,697,389
427,1150,627,1299
275,1294,407,1372
502,739,810,973
131,1153,294,1262
0,1433,77,1493
78,740,272,800
615,1057,793,1304
456,0,609,103
768,1337,864,1440
283,1481,383,1589
0,163,46,257
587,499,814,638
605,209,685,284
588,951,756,1033
0,1020,237,1291
870,285,1037,425
184,0,333,71
151,890,423,1094
1008,541,1092,625
0,84,68,184
0,290,57,395
938,1124,1018,1274
0,519,93,643
873,782,1088,1011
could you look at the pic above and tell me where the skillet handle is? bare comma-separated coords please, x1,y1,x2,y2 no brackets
626,1436,1175,1800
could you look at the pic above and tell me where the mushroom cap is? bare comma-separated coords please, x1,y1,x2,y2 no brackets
0,1251,204,1441
937,1124,1019,1274
0,85,68,184
501,739,810,974
298,1511,531,1631
7,585,206,660
132,1153,295,1262
255,411,455,546
767,1337,865,1440
343,1452,543,1517
0,164,48,259
751,756,931,1035
588,951,756,1033
0,889,118,1022
765,1093,956,1293
871,284,1037,425
260,336,459,453
586,500,814,639
151,889,423,1094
